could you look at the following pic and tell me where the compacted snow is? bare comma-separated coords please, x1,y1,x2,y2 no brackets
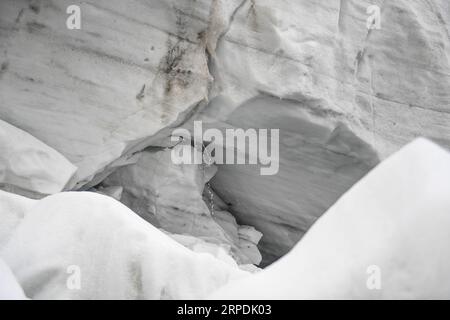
0,259,26,300
0,0,449,301
0,190,36,247
212,139,450,299
2,138,450,300
1,138,450,299
0,192,249,299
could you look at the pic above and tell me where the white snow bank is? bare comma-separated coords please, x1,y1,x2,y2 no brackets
0,119,77,195
0,192,249,299
0,190,36,247
211,138,450,299
0,258,27,300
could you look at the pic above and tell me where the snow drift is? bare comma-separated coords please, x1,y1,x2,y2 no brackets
211,139,450,299
0,191,248,299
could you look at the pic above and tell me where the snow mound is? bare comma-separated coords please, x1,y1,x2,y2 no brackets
0,190,36,247
0,192,248,299
211,138,450,299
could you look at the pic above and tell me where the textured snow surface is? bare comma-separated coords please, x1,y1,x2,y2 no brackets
212,139,450,299
0,192,248,299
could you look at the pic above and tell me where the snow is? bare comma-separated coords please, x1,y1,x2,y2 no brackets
211,139,450,299
0,191,249,299
0,190,36,247
0,258,26,300
104,147,263,265
0,119,77,195
1,137,449,299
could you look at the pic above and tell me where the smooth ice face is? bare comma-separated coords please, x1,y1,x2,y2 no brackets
211,139,450,299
